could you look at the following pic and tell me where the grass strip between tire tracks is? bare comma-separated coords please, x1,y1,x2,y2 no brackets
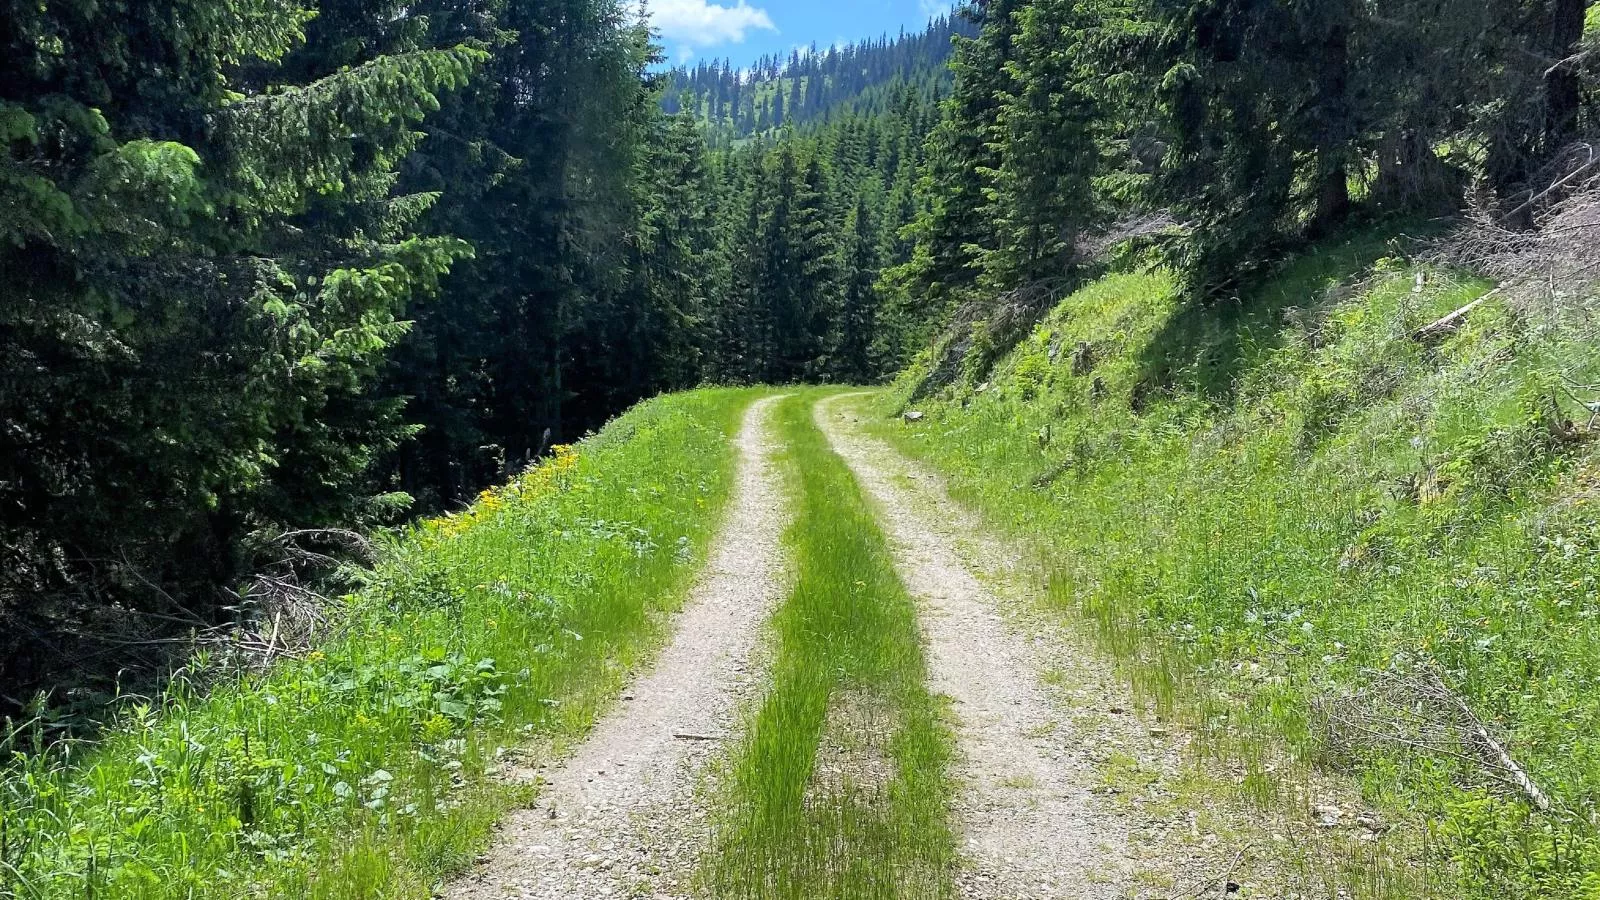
700,391,956,900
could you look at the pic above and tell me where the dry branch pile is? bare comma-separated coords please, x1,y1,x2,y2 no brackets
222,528,376,665
1313,666,1552,813
1438,142,1600,325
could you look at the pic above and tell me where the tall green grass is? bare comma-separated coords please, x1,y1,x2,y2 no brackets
701,392,956,900
873,231,1600,898
0,388,759,900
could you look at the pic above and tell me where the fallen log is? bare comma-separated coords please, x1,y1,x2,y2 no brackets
1411,289,1500,343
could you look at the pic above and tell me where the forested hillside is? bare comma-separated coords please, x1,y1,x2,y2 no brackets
892,0,1598,374
4,0,1600,893
660,16,973,141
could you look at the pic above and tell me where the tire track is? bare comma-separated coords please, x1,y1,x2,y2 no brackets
447,395,790,900
815,394,1137,899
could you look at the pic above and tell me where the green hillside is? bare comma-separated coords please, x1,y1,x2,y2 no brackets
873,231,1600,896
5,0,1600,896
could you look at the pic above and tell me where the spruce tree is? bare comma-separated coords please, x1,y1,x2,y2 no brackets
982,0,1100,293
1124,0,1371,293
837,194,884,382
0,0,481,670
632,109,718,391
893,0,1025,309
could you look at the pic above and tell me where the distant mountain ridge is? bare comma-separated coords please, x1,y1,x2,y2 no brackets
661,14,975,140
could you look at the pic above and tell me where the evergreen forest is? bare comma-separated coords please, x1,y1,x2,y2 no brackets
5,0,1596,724
3,0,1600,894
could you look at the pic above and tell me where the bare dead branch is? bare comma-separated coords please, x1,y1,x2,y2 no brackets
1411,290,1498,342
1313,665,1555,814
1426,670,1552,813
1434,143,1600,332
1165,850,1246,900
1076,210,1182,261
1496,144,1597,226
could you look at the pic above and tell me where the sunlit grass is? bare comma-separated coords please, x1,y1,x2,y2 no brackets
0,388,760,899
700,391,956,900
871,229,1600,897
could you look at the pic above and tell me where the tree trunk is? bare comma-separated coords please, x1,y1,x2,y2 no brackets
1544,0,1587,149
1310,163,1352,238
1307,16,1353,239
1374,129,1461,214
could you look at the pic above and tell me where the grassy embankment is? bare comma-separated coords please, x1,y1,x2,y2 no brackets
873,230,1600,898
700,392,956,899
0,388,760,899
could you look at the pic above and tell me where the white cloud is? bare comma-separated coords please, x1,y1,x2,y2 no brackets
919,0,952,19
648,0,777,51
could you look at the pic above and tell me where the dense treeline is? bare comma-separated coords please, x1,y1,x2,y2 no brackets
0,0,953,711
697,89,943,382
661,17,972,140
3,0,1595,717
895,0,1599,373
712,0,1597,403
2,0,489,704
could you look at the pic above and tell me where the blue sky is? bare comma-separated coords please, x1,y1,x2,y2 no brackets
646,0,956,66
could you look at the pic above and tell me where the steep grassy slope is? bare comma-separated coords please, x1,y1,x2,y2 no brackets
0,389,759,899
874,230,1600,897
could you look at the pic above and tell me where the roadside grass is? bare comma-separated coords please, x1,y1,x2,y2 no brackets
700,391,956,900
872,229,1600,898
0,388,760,900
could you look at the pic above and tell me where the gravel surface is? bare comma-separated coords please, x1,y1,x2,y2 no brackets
444,391,1363,900
445,396,790,900
816,395,1147,899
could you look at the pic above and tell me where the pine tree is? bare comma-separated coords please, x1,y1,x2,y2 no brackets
752,143,838,381
981,0,1100,292
391,0,659,498
712,148,771,382
1124,0,1372,293
0,0,481,671
836,194,884,382
632,109,718,391
893,0,1026,309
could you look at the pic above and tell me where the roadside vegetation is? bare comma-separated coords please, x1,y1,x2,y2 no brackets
6,0,1597,894
701,393,955,899
873,229,1600,898
0,389,757,900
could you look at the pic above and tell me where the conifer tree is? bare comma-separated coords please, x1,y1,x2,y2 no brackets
632,109,718,391
0,0,481,671
982,0,1100,292
837,195,884,382
893,0,1025,309
714,148,771,382
1126,0,1371,292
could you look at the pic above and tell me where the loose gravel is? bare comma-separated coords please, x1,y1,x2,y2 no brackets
445,396,790,900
